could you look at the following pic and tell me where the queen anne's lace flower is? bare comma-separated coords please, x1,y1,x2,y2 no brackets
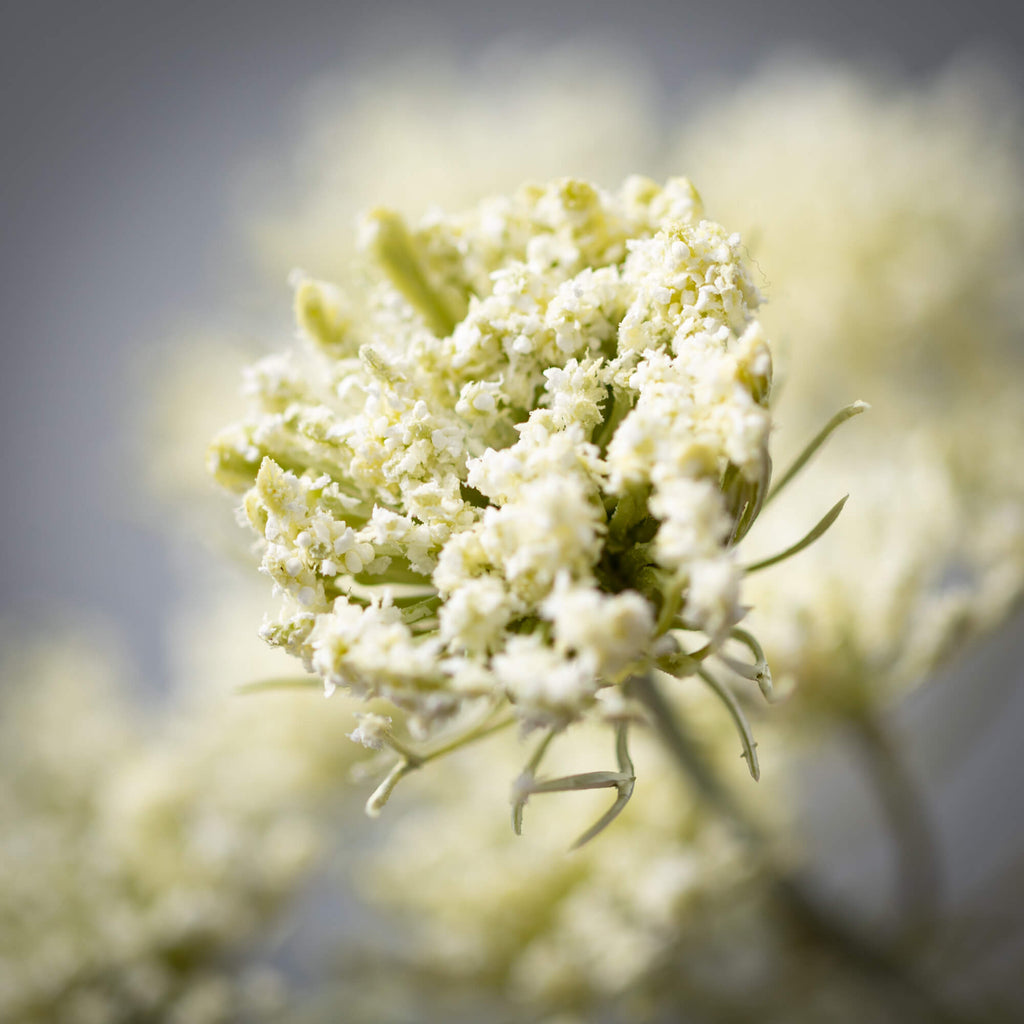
210,177,775,735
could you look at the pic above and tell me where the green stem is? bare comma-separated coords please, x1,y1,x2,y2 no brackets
412,711,516,767
235,676,323,695
513,723,637,849
571,723,636,850
367,708,516,816
726,626,774,701
513,729,558,835
629,671,984,1024
849,710,943,942
696,667,760,781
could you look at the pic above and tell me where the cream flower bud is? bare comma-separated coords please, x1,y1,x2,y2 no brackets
347,713,393,751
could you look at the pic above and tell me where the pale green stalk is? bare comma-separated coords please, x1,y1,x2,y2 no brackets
630,670,985,1024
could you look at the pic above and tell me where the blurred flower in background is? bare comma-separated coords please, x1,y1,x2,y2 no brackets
248,42,664,282
676,59,1024,720
0,600,367,1024
677,60,1024,428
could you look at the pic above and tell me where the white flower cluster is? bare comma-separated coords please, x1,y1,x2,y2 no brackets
0,617,363,1024
210,177,774,731
116,50,1024,1024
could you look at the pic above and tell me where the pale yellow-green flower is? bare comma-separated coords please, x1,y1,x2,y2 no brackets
211,55,1024,751
235,57,1024,1024
119,50,1024,1023
210,177,780,749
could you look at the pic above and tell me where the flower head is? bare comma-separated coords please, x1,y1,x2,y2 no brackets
210,177,776,739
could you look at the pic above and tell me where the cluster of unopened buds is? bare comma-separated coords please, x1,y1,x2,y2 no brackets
211,176,860,845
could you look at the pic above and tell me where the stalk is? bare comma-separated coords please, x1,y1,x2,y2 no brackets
849,709,943,941
629,671,982,1024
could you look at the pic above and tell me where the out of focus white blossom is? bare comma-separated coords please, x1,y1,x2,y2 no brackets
675,61,1024,715
0,604,365,1024
676,59,1024,430
363,704,780,1019
249,42,662,281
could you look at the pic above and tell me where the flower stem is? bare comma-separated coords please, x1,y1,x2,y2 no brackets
849,708,943,942
629,671,983,1024
365,709,515,817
